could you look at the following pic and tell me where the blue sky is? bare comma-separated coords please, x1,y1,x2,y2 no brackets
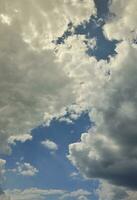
4,113,92,189
3,114,99,200
0,0,137,200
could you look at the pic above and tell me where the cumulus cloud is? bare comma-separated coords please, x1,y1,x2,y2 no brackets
103,0,137,41
8,134,32,145
68,40,137,190
1,0,137,199
41,139,58,151
14,162,39,176
0,0,97,156
0,21,74,155
0,0,96,50
96,181,137,200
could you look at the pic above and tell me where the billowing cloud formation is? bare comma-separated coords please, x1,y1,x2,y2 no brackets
0,0,96,50
68,40,137,189
5,188,91,200
1,0,137,199
0,0,97,155
0,30,73,154
68,0,137,193
103,0,137,41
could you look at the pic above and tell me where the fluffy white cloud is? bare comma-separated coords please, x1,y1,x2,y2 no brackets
103,0,137,41
0,0,97,156
0,0,96,50
41,139,58,151
15,162,39,176
0,21,76,155
0,24,102,156
8,134,32,145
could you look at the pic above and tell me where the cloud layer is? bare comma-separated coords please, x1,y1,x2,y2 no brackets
1,0,137,199
5,188,91,200
0,0,96,50
0,0,97,155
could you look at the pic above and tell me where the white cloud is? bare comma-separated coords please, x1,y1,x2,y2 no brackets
0,24,102,156
0,23,77,155
41,139,58,151
8,134,32,145
70,171,79,178
5,188,91,200
15,162,39,176
0,0,97,156
0,14,11,25
5,188,64,200
0,0,96,50
103,0,137,41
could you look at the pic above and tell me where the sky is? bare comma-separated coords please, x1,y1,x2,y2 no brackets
0,0,137,200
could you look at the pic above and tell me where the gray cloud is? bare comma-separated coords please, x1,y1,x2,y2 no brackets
67,1,137,193
68,40,137,189
96,181,128,200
